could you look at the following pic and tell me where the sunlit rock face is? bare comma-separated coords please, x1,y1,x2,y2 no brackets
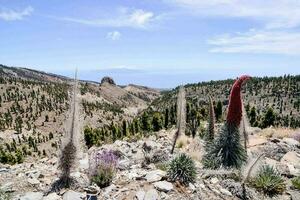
101,76,116,85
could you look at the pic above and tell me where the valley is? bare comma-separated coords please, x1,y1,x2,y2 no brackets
0,64,299,200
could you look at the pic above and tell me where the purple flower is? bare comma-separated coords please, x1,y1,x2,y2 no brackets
89,150,119,177
292,132,300,142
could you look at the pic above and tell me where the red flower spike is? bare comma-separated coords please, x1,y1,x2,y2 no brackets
227,75,251,127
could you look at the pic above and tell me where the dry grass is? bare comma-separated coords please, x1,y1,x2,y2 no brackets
176,135,190,149
259,127,296,139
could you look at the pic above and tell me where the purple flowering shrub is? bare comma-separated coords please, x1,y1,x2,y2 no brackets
89,150,119,188
292,132,300,142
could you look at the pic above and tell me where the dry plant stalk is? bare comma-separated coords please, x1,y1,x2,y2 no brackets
207,95,215,141
171,86,186,154
241,153,264,200
52,69,78,191
241,101,250,150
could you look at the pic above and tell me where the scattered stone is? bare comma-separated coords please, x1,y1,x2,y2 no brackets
145,170,166,182
0,167,9,173
20,192,43,200
27,178,40,185
210,177,219,184
84,184,100,195
219,188,232,196
265,158,290,176
118,159,131,170
0,182,15,192
135,190,145,200
289,191,300,200
25,170,41,179
188,183,196,192
43,193,61,200
281,151,300,169
212,188,221,195
153,181,173,192
103,184,117,196
79,157,89,170
283,138,299,147
144,189,159,200
62,190,84,200
70,171,81,178
220,179,261,200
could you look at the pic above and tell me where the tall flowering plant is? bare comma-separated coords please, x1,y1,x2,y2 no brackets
227,75,251,127
203,75,251,169
89,150,119,188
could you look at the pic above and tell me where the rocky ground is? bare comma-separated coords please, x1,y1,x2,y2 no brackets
1,128,300,200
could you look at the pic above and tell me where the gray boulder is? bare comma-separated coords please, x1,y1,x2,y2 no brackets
20,192,43,200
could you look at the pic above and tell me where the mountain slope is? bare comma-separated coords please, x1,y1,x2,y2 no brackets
152,75,300,128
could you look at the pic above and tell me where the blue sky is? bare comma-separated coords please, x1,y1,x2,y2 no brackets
0,0,300,88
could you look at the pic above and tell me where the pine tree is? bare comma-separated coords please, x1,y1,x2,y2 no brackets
261,107,276,128
122,120,128,137
215,100,223,122
152,112,163,131
164,108,169,129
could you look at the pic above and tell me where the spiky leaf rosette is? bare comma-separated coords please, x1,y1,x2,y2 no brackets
203,75,250,169
292,176,300,190
167,153,196,185
204,123,247,168
250,165,286,197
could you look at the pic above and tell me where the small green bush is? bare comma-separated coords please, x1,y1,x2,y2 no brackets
167,153,196,185
0,189,11,200
250,165,286,196
91,167,115,188
292,176,300,190
155,162,169,171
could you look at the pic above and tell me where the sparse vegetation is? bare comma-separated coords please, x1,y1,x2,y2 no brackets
89,150,118,188
292,176,300,190
167,153,196,185
0,189,11,200
250,165,286,196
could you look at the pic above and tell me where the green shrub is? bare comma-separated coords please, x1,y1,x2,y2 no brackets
250,165,286,196
91,167,115,188
155,162,169,171
292,176,300,190
167,153,196,185
0,189,11,200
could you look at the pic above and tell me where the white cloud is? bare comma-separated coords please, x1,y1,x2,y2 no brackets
164,0,300,55
56,8,155,29
166,0,300,29
208,30,300,55
107,31,121,40
0,6,33,21
129,9,154,26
